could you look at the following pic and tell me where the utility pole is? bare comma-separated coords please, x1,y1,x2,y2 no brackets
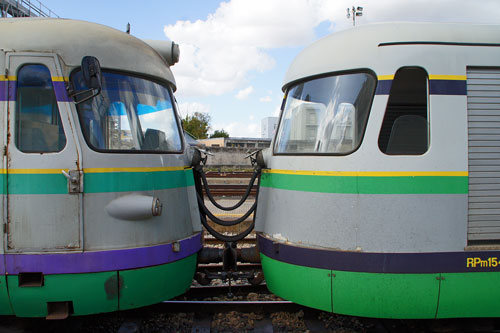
346,6,363,26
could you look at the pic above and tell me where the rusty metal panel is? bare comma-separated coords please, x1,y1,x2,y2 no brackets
6,53,81,252
7,195,80,251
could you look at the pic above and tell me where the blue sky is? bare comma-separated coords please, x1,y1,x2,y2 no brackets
41,0,500,138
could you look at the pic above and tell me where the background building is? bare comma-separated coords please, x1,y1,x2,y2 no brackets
198,137,271,149
261,117,278,139
197,137,272,169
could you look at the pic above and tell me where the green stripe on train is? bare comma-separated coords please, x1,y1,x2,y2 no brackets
261,254,500,319
7,254,197,317
7,174,66,194
85,169,195,193
260,172,468,194
4,169,195,194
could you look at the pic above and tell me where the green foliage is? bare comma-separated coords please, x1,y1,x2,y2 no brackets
183,112,211,139
210,129,229,138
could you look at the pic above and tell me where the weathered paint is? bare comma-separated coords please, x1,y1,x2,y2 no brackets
0,168,194,194
84,168,194,193
4,232,201,274
332,270,439,319
8,271,118,317
260,235,500,319
0,81,7,101
119,254,197,310
7,173,67,194
258,234,500,273
6,254,196,317
0,276,14,315
0,18,202,318
437,272,500,318
256,188,467,253
263,253,500,319
6,54,82,252
260,254,332,312
1,19,177,88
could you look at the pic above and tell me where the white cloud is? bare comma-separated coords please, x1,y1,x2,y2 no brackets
166,0,500,98
259,96,272,103
213,121,260,138
164,0,338,98
235,86,254,100
177,102,210,118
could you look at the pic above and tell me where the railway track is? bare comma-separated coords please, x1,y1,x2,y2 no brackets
203,235,256,246
204,171,254,178
202,184,257,197
2,281,496,332
203,171,257,196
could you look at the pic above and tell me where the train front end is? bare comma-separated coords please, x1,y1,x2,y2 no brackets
0,19,201,318
255,23,500,319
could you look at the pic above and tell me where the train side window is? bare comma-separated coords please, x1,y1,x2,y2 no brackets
15,64,66,153
378,67,428,155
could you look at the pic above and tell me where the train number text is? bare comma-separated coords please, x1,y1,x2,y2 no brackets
466,257,498,268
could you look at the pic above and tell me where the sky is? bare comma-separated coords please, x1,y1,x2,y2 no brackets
40,0,500,138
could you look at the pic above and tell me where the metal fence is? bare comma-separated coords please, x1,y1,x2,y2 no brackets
0,0,58,18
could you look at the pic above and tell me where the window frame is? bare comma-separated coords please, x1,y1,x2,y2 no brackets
15,63,67,154
273,69,377,156
70,68,185,154
377,66,430,156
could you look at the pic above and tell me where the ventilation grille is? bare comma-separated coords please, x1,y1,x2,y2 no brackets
467,68,500,243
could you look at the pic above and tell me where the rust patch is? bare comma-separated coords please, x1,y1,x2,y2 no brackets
6,208,11,250
6,83,11,146
118,273,124,294
6,80,11,249
64,110,81,172
104,273,124,300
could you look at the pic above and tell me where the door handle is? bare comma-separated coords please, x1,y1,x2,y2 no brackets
62,170,83,193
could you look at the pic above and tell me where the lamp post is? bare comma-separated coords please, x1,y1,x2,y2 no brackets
346,6,363,26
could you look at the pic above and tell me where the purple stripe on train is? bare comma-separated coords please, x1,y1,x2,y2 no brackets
258,233,500,274
2,232,201,275
429,79,467,95
375,79,466,96
53,81,71,102
0,80,16,101
0,81,6,101
0,80,71,102
375,80,392,95
9,81,16,101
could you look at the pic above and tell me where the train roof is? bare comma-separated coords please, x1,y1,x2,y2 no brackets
283,22,500,91
0,18,177,90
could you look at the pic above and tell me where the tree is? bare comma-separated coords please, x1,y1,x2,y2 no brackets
183,112,211,139
210,129,229,138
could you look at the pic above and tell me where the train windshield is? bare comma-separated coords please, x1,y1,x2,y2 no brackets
72,71,182,152
275,72,376,154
